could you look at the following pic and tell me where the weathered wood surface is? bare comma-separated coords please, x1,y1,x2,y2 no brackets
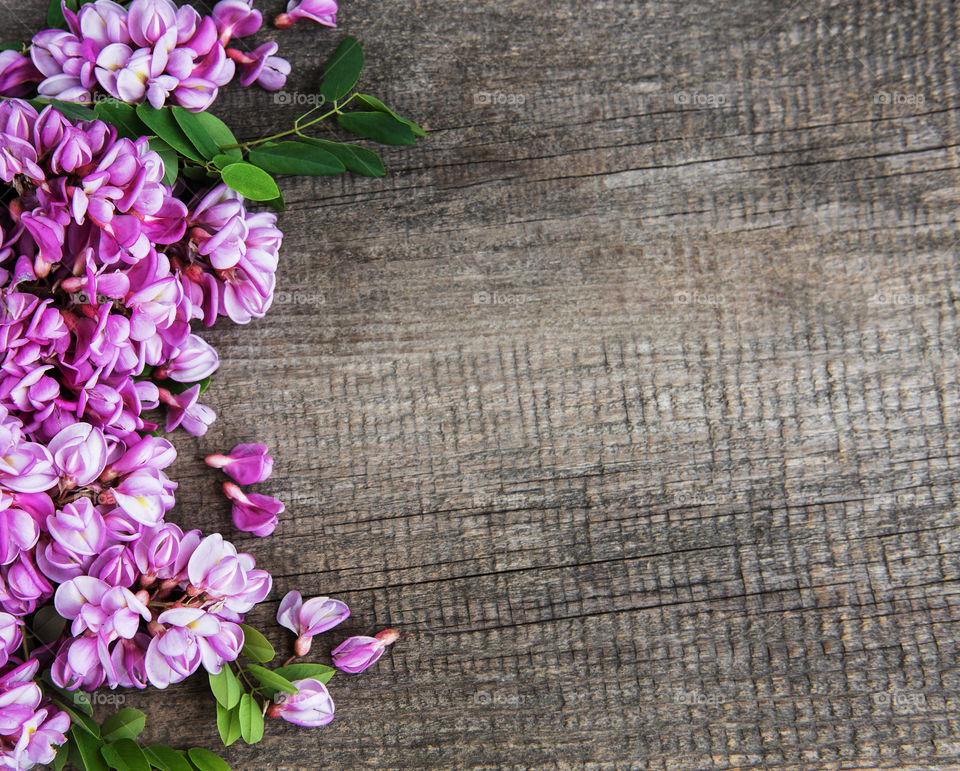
5,0,960,768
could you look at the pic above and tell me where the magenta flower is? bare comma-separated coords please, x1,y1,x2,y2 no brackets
1,552,53,615
0,661,69,768
266,678,334,726
227,42,290,91
213,0,263,44
331,628,399,673
0,494,40,566
145,607,243,688
51,635,106,691
277,591,349,655
158,385,216,436
0,407,57,493
0,50,42,97
204,443,273,484
126,0,178,48
275,0,338,29
0,612,23,667
156,334,219,383
109,633,151,689
47,422,108,488
222,482,283,537
54,575,150,640
185,533,272,617
45,498,106,563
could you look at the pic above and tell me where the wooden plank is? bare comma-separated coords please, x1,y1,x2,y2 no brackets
3,0,960,767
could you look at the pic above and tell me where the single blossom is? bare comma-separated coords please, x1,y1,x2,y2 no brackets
158,385,216,436
277,591,349,655
145,607,243,688
204,442,273,484
222,482,283,537
266,678,334,726
0,612,23,667
213,0,263,44
227,42,290,91
0,49,42,97
47,422,108,487
274,0,338,29
331,628,399,673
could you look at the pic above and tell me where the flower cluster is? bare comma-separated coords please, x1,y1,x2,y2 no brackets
0,99,287,441
0,98,279,767
18,0,282,111
0,659,70,768
0,0,421,763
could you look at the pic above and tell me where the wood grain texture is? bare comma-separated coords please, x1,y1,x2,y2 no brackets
4,0,960,768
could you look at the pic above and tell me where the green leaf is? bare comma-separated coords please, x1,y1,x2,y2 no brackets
219,163,280,201
143,746,193,771
247,141,345,176
101,739,151,771
238,694,265,745
337,112,416,146
32,604,68,645
148,139,178,187
100,708,146,742
71,727,108,771
94,99,147,141
171,107,241,160
299,138,385,177
187,747,232,771
273,663,336,684
238,623,275,663
53,740,70,771
58,699,101,736
208,666,243,709
212,154,238,170
0,42,25,52
29,98,97,121
135,104,204,163
216,702,242,747
354,94,427,137
245,664,298,695
320,36,364,102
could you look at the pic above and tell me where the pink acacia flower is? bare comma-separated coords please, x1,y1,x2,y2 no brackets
0,407,57,494
0,661,69,769
185,533,272,618
144,607,243,688
53,575,150,640
277,591,349,655
0,613,23,667
158,385,216,436
0,50,42,97
266,678,334,726
222,482,283,537
331,629,399,673
227,42,290,91
0,493,40,566
274,0,338,28
205,443,273,484
213,0,263,45
47,422,108,488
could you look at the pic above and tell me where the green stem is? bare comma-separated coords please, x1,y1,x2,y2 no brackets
220,94,359,151
235,664,262,696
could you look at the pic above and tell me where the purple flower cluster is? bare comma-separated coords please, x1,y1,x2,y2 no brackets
0,97,280,724
18,0,286,111
0,659,70,768
0,100,283,441
0,0,411,759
